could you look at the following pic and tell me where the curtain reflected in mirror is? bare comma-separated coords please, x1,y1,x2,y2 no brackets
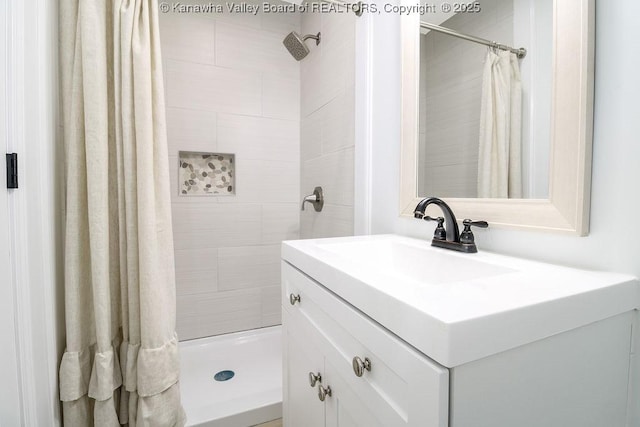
417,0,552,199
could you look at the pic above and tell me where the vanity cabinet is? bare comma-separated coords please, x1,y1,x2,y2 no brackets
281,234,638,427
282,263,449,427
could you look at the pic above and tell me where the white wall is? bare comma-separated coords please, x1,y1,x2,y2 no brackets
159,7,301,340
300,11,356,238
359,0,640,423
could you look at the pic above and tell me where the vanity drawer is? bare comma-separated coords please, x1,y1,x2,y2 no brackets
282,261,449,427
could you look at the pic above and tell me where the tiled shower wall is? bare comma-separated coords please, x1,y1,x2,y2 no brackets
300,11,356,238
159,6,300,340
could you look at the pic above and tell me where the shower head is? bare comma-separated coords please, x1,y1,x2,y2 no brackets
283,31,321,61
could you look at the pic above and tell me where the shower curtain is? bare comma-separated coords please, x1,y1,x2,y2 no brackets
58,0,186,425
477,49,523,198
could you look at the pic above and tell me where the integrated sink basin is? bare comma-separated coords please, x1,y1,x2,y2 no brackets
282,234,639,367
316,238,515,285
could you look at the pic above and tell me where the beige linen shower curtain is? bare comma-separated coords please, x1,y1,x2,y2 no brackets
477,50,523,198
58,0,186,425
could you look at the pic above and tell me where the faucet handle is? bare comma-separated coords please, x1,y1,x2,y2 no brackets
424,216,446,240
460,219,489,244
463,219,488,228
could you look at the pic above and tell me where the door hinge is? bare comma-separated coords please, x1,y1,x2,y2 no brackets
6,153,18,189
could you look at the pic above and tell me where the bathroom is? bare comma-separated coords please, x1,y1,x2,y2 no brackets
1,0,639,426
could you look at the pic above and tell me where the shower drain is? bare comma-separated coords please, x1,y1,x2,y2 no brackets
214,370,235,382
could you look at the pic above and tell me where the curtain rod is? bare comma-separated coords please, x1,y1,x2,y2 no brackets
420,21,527,58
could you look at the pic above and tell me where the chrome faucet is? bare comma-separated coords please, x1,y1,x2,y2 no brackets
414,197,488,253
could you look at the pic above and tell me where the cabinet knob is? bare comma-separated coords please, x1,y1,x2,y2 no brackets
318,385,332,402
352,356,372,377
308,371,322,387
289,293,301,305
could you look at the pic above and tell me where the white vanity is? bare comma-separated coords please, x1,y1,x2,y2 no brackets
281,235,639,427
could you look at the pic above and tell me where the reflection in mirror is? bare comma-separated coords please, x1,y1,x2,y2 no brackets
417,0,552,199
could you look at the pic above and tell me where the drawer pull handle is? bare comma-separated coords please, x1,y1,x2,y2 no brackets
308,372,322,387
352,356,372,377
289,293,301,305
318,385,332,401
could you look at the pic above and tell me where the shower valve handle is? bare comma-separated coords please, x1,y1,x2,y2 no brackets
301,186,324,212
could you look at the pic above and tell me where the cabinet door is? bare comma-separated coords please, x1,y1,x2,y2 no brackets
324,358,384,427
283,262,449,427
283,310,325,427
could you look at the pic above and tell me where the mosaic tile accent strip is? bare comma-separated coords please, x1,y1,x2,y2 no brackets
179,151,235,196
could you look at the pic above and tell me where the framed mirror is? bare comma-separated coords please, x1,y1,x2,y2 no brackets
400,0,594,235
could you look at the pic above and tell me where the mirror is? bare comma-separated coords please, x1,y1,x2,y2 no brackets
400,0,594,234
417,0,552,199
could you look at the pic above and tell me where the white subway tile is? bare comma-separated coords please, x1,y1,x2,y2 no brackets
301,11,321,40
171,203,259,232
320,87,355,155
215,21,299,80
213,3,263,30
262,203,300,244
300,15,354,117
175,247,218,274
300,49,345,116
172,203,262,249
320,10,355,52
300,203,353,239
165,60,261,115
217,114,299,162
218,244,281,290
175,269,218,296
161,0,263,29
261,285,282,327
259,7,301,33
262,74,300,120
177,288,262,340
301,147,354,207
159,13,215,64
299,45,325,116
166,108,217,154
301,112,323,161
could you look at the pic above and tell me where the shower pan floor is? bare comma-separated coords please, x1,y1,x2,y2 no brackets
179,326,282,427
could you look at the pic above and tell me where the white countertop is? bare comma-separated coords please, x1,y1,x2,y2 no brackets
282,234,639,367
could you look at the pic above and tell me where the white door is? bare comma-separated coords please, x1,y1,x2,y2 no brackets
0,0,24,424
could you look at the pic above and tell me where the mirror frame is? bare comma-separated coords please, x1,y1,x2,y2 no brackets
399,0,595,235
